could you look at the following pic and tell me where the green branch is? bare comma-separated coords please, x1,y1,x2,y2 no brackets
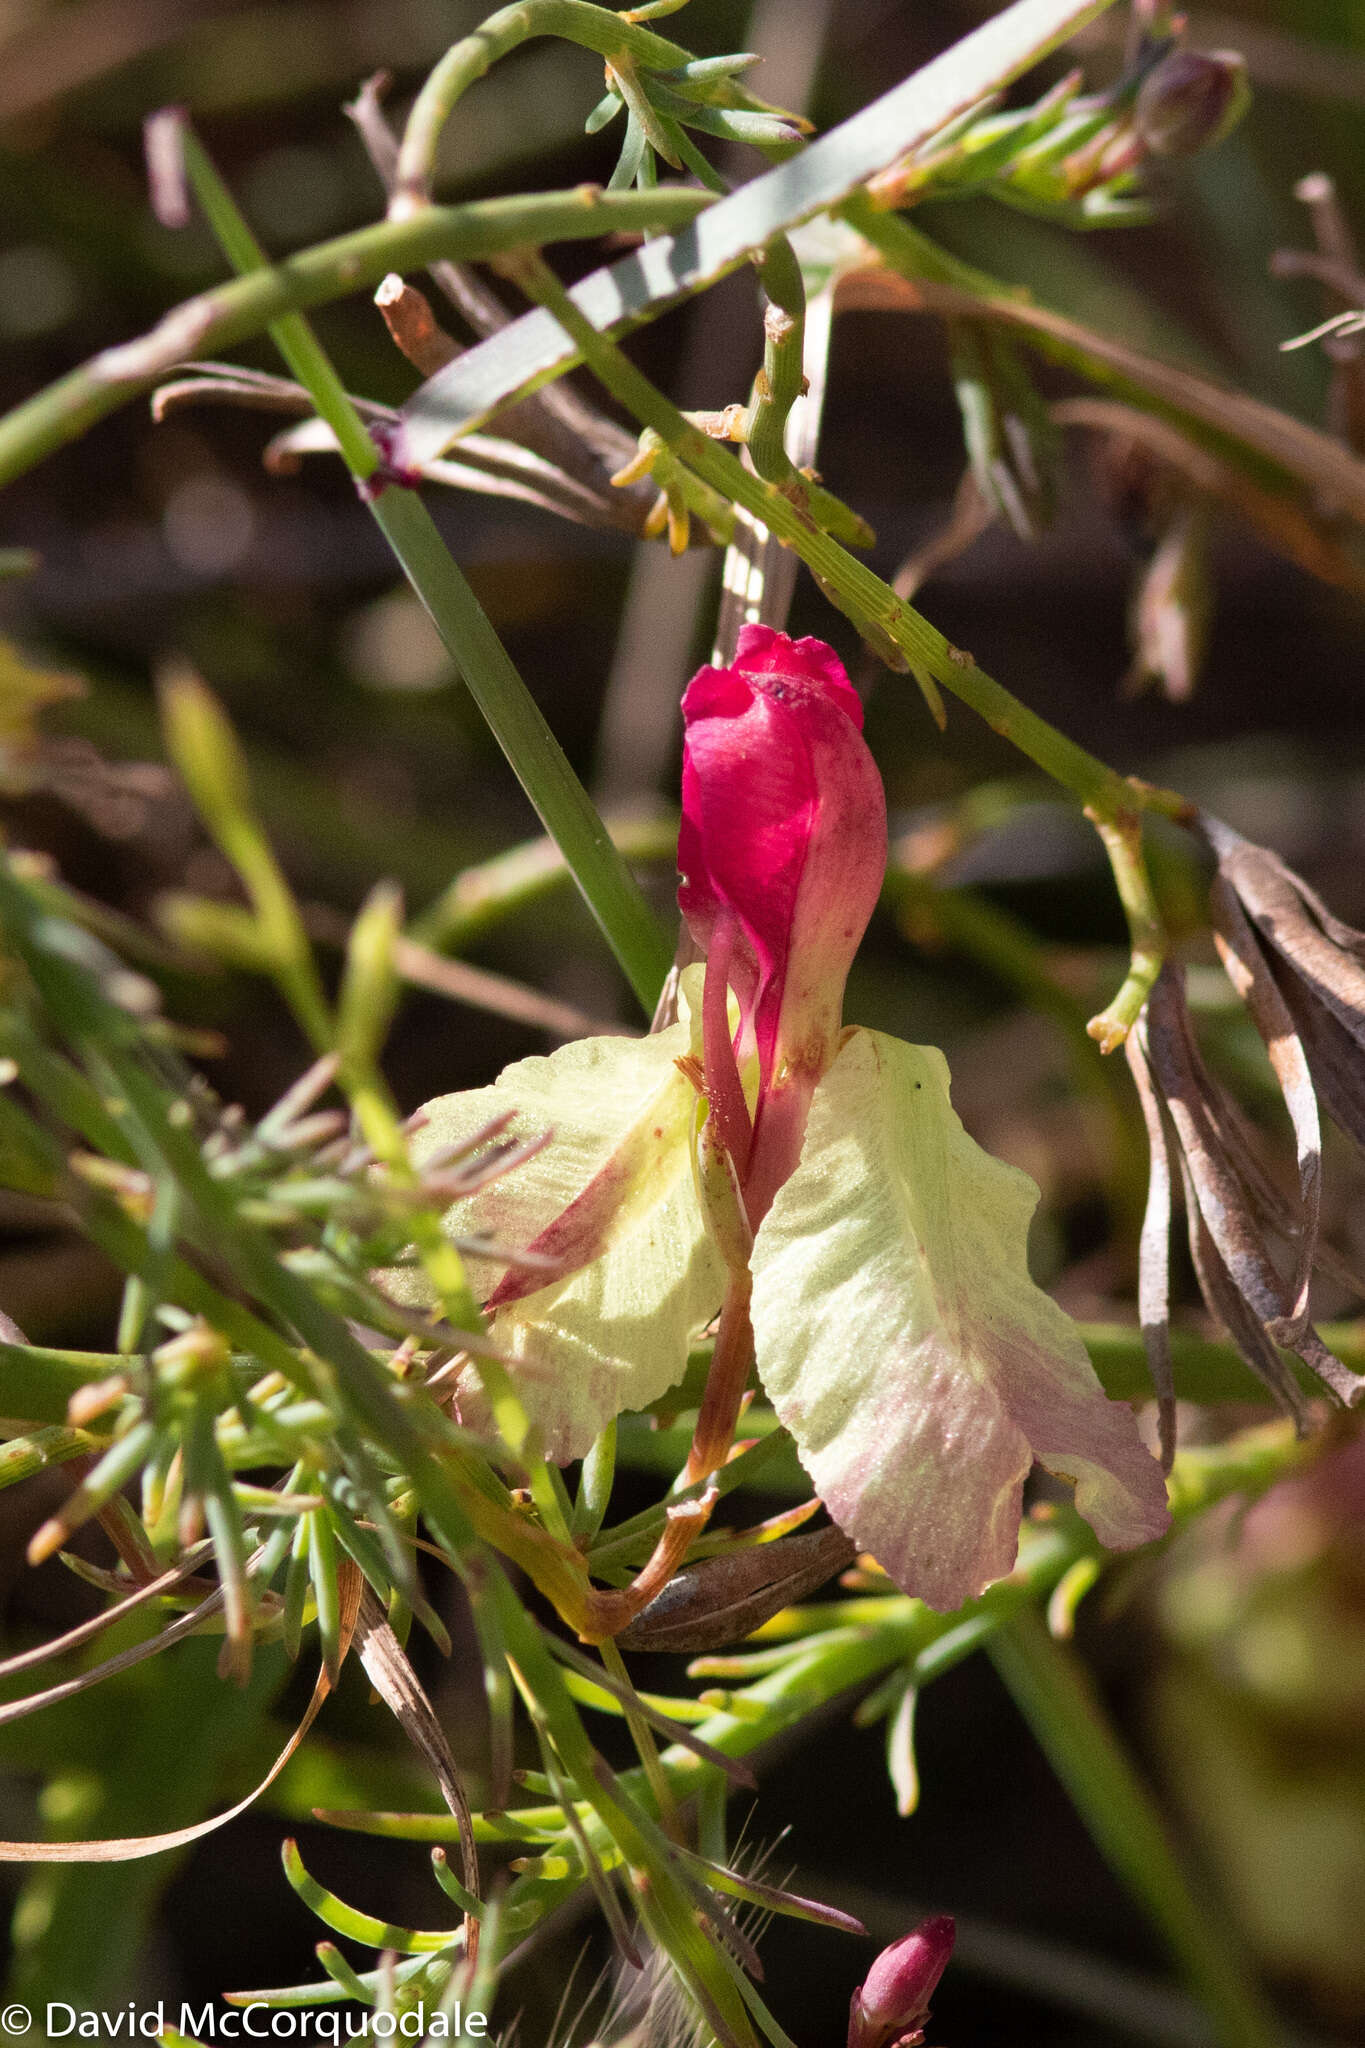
0,185,710,489
348,1421,1309,1966
392,0,703,213
368,490,673,1008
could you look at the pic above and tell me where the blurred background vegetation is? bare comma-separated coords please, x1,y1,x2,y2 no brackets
1,0,1365,2041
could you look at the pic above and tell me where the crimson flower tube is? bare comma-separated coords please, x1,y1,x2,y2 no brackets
678,624,887,1222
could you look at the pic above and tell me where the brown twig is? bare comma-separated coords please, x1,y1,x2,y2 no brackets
344,72,656,531
374,274,459,378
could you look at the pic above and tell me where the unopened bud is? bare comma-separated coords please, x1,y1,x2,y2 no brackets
848,1913,956,2048
1134,49,1249,158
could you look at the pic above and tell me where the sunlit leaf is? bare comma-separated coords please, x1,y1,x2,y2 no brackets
392,971,723,1461
281,1836,464,1951
750,1028,1170,1611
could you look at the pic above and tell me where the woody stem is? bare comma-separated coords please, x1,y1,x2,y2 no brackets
579,1485,717,1642
686,1268,756,1485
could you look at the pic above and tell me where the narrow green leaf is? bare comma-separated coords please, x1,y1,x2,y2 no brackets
282,1837,462,1953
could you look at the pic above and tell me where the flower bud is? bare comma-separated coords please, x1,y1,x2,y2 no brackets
678,625,886,1215
678,626,886,1084
1134,49,1249,158
848,1914,956,2048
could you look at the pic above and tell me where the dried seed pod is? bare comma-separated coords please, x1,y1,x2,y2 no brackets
1128,962,1365,1429
1208,869,1322,1327
1202,816,1365,1049
1201,814,1365,1161
617,1522,856,1653
1124,1022,1177,1469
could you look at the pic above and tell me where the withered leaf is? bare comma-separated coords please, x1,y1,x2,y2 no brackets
1147,969,1305,1348
1208,872,1322,1330
1143,964,1365,1414
1175,1151,1311,1428
1124,1023,1177,1470
353,1588,480,1956
1203,819,1365,1055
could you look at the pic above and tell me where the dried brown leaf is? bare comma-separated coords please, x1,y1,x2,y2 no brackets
1147,969,1301,1345
1204,820,1365,1053
0,1561,359,1862
1175,1151,1311,1429
1209,873,1323,1329
353,1587,480,1958
1273,950,1365,1151
1124,1023,1176,1469
0,1540,214,1682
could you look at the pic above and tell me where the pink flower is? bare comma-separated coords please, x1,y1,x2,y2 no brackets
404,625,1169,1609
848,1914,956,2048
678,625,887,1221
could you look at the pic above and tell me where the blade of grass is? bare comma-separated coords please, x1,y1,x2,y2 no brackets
175,121,671,1014
986,1606,1284,2048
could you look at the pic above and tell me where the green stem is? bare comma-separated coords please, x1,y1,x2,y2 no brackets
744,239,808,485
411,814,678,953
598,1634,680,1833
1087,810,1167,1051
510,252,1183,1038
391,0,700,212
488,1570,759,2045
179,129,378,479
0,185,709,489
508,260,1167,815
986,1607,1284,2048
466,1422,1311,1948
180,126,670,1014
